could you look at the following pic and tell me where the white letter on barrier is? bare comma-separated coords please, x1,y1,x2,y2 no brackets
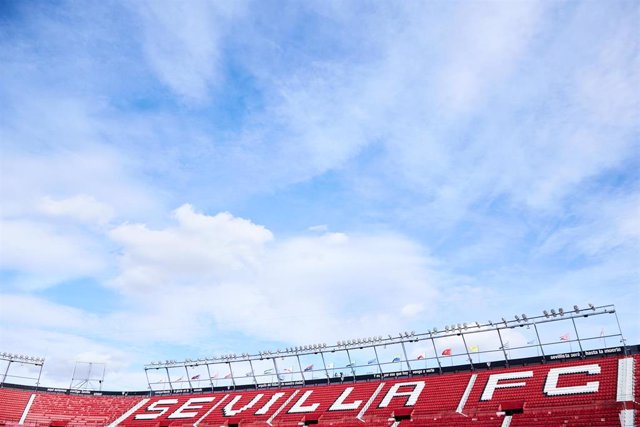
329,387,362,411
378,381,425,408
544,364,600,396
135,399,178,420
289,390,320,413
481,371,533,401
167,397,215,419
224,395,264,416
255,392,285,415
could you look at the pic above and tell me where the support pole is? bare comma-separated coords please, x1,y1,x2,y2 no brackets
345,349,356,381
460,332,474,370
372,345,383,376
400,340,412,372
295,354,305,386
272,358,281,386
248,359,258,388
185,365,193,389
430,335,442,374
319,352,330,384
1,360,11,385
570,317,584,355
36,361,44,389
496,327,509,367
205,363,215,390
228,362,236,389
144,368,151,391
613,309,628,355
532,322,545,360
164,367,173,392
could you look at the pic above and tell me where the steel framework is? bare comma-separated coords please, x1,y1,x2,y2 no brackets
143,303,627,391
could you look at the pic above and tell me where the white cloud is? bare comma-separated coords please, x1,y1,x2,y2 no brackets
0,219,107,289
132,0,246,102
437,1,545,113
108,204,273,294
39,195,115,226
108,207,439,344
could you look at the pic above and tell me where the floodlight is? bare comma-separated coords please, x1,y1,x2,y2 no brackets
543,310,549,318
588,303,595,310
463,324,467,330
411,331,416,336
522,314,527,321
515,315,520,321
559,308,564,316
573,305,580,313
378,335,383,340
432,327,438,333
445,325,449,332
550,309,557,316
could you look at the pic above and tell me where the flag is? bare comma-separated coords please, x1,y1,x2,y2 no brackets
191,374,200,380
499,342,510,350
175,376,183,382
560,333,570,341
211,372,219,379
224,373,232,379
392,357,401,363
599,328,605,337
527,339,536,345
441,348,452,356
304,364,313,372
469,345,479,353
264,369,273,375
417,353,425,360
367,358,377,365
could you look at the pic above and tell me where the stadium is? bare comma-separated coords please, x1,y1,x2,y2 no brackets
1,1,639,427
1,303,637,426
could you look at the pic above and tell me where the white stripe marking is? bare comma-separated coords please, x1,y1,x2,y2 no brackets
267,390,299,426
194,394,229,427
357,382,385,421
617,357,634,402
456,374,477,414
501,415,512,427
107,398,150,427
18,394,35,425
619,409,635,427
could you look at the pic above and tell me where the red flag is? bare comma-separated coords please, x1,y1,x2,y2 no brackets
224,372,232,379
417,353,425,360
441,348,452,356
191,374,200,380
559,333,569,341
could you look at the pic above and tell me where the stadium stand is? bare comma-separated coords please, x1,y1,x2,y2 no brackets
0,353,637,427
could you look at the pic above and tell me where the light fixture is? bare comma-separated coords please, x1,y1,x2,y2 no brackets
588,303,595,310
559,308,564,316
550,309,557,317
543,310,549,318
522,314,527,321
573,305,579,313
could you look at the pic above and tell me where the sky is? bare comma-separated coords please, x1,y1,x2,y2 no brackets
0,0,638,390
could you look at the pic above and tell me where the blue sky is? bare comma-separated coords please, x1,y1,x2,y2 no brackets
0,0,638,389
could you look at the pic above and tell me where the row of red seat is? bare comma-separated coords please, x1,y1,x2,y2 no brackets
0,354,636,426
